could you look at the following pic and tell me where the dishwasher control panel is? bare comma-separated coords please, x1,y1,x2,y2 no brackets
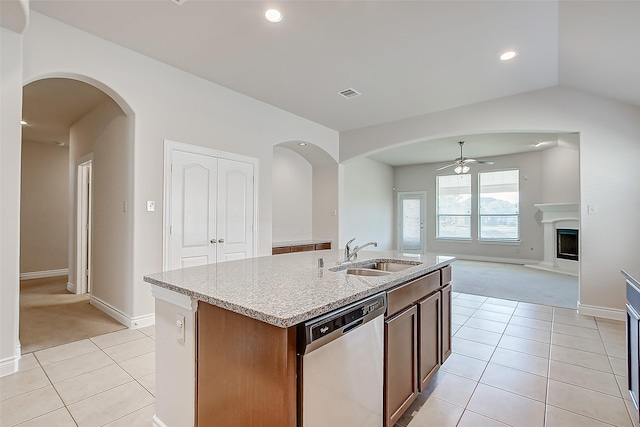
299,292,387,354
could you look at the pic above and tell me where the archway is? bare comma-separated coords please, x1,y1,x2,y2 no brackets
272,141,339,250
19,76,134,353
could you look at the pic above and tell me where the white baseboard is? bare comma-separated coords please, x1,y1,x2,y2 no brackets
0,344,22,377
20,269,68,280
523,263,578,277
578,303,625,321
67,282,76,293
152,415,168,427
90,296,155,329
432,253,536,265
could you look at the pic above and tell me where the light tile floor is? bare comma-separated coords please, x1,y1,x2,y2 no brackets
0,326,156,427
1,293,636,427
396,292,637,427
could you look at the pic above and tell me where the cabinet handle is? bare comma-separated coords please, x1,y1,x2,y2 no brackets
218,238,225,243
210,239,217,244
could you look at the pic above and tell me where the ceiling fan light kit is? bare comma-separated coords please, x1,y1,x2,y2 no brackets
437,140,495,174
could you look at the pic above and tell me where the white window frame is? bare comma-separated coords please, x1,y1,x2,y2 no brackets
478,169,520,242
436,174,472,240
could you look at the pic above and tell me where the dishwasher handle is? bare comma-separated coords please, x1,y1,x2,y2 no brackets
299,292,387,355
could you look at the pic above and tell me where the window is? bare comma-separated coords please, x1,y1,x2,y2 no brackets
478,169,519,241
437,174,471,239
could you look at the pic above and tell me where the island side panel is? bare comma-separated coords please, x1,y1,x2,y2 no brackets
154,296,197,427
197,302,297,427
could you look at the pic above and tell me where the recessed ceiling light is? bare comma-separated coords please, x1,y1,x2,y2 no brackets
500,51,517,61
56,142,65,147
20,120,28,125
265,9,282,23
298,142,307,147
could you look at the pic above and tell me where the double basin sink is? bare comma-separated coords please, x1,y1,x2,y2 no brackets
331,260,421,277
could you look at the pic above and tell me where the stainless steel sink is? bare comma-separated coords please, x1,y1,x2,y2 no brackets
343,268,392,277
333,260,421,276
357,262,416,272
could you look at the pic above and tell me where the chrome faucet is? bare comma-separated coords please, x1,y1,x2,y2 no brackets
344,238,378,262
344,238,356,262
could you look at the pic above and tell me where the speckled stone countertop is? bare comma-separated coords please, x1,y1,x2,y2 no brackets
623,269,640,288
144,250,455,328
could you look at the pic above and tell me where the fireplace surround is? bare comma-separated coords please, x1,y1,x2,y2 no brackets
526,203,579,276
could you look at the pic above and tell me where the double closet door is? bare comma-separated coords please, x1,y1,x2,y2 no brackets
168,150,254,270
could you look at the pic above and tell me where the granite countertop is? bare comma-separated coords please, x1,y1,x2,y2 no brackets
623,269,640,287
144,249,455,328
272,239,332,248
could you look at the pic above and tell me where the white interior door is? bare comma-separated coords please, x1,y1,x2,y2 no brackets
217,159,254,262
168,148,255,269
169,151,218,269
398,192,426,254
77,160,93,294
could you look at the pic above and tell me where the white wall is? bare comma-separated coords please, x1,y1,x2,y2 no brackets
272,146,313,242
341,86,640,317
69,99,133,316
394,146,580,262
341,157,394,251
20,140,69,274
540,143,580,203
1,27,24,375
20,12,339,324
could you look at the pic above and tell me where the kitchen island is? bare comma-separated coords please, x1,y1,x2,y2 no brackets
144,250,454,427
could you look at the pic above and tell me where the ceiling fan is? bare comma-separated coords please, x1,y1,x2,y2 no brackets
437,141,494,174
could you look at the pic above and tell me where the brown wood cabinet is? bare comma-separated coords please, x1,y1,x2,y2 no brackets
384,305,418,427
418,291,440,391
271,241,331,255
196,302,297,427
383,268,452,427
441,283,452,363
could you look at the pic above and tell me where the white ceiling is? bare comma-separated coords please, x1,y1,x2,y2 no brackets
23,1,639,161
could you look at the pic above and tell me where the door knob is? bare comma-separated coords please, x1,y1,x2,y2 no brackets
210,239,217,244
218,238,225,243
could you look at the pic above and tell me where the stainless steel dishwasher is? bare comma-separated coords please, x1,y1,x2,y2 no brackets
298,292,387,427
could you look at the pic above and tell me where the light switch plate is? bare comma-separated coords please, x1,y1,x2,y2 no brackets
147,201,155,212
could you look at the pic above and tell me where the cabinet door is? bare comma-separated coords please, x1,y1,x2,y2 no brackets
628,303,640,412
441,283,452,363
385,305,418,427
418,292,440,391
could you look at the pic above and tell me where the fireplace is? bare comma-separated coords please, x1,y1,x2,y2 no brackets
557,229,578,261
526,203,579,276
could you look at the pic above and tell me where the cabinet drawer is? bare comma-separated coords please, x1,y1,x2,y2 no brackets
291,244,315,252
272,247,291,255
441,265,452,286
315,242,331,250
387,271,441,317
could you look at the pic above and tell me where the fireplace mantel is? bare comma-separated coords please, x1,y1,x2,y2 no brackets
526,203,580,276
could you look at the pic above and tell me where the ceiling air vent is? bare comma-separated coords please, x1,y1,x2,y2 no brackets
338,88,361,99
171,0,187,5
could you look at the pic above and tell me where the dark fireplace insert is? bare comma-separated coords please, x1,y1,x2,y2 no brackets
557,228,578,261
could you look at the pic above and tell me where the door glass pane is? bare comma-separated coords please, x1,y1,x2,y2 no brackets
402,198,421,250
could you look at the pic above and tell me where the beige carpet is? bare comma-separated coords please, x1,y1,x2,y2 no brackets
451,260,579,309
20,276,126,354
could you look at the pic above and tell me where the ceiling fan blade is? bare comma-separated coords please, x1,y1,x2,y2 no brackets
437,163,457,171
465,159,494,165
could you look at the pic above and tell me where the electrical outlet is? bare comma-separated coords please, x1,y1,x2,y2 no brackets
176,314,185,343
147,201,155,212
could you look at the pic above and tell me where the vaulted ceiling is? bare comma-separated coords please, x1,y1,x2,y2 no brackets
29,0,639,134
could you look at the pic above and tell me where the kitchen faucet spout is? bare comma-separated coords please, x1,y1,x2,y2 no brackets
346,241,377,262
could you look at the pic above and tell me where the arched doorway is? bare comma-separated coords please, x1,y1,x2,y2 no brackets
19,77,134,353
